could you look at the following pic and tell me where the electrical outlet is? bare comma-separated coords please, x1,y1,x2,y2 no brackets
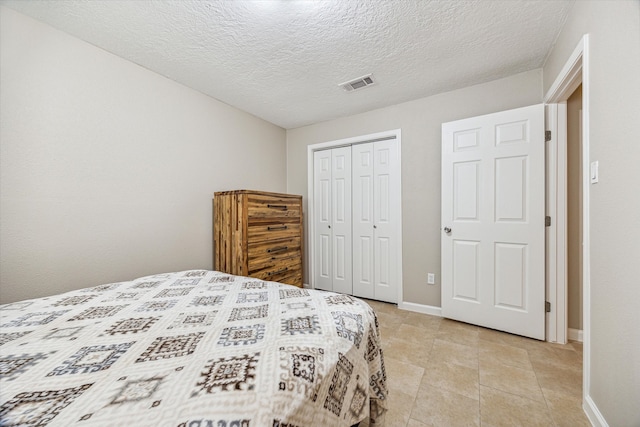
427,273,435,285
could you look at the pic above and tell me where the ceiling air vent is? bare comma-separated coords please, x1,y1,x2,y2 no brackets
339,74,376,92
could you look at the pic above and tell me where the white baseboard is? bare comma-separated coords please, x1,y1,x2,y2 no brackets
568,328,584,342
302,283,312,289
584,394,608,427
398,301,442,317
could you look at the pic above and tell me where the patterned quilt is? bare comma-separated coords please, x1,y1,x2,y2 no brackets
0,270,387,427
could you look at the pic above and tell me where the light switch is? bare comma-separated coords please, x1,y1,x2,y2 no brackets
590,161,599,184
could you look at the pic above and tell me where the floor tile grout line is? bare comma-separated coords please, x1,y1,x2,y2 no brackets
398,308,435,427
529,347,562,427
404,383,421,427
480,382,551,405
477,338,482,427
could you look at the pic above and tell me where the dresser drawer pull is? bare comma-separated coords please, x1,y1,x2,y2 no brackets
267,225,288,231
267,204,288,210
267,246,288,253
268,267,288,276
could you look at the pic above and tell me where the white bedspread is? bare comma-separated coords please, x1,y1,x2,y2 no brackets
0,270,387,426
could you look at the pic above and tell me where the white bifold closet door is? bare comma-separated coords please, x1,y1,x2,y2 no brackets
313,147,352,294
313,139,399,303
352,141,398,303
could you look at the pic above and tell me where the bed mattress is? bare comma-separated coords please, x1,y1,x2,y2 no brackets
0,270,387,426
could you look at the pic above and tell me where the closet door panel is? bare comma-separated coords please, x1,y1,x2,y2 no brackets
352,143,375,299
373,140,398,303
313,150,333,291
331,147,353,295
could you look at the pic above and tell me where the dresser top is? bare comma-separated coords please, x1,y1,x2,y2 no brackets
214,190,302,199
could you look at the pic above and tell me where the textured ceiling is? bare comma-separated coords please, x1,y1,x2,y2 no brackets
1,0,574,129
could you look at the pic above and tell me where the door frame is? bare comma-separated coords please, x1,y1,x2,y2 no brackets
306,129,403,304
545,102,568,344
544,34,595,421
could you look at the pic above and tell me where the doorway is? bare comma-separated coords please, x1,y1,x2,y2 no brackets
544,34,591,413
544,36,589,347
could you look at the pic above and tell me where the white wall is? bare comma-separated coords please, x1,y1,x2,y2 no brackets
287,70,542,307
0,7,286,304
543,1,640,425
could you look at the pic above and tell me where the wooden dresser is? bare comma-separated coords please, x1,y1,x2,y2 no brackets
213,190,303,287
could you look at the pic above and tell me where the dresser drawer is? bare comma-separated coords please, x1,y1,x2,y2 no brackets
248,250,302,273
248,237,300,266
275,269,303,287
247,193,301,219
247,219,300,243
249,257,302,284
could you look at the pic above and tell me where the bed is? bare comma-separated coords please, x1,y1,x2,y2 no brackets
0,270,387,426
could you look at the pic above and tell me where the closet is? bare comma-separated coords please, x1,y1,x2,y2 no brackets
312,136,400,303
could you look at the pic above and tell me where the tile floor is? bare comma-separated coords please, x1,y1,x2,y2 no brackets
361,299,591,427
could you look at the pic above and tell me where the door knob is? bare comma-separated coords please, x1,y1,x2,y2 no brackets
328,225,331,229
373,225,377,229
443,227,452,233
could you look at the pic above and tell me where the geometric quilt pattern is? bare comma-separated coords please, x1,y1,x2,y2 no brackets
136,333,205,363
0,332,32,346
0,383,93,426
47,342,134,376
2,310,70,328
195,353,260,394
217,324,265,347
278,346,325,401
323,352,354,416
331,311,364,349
228,305,269,322
104,317,159,335
0,352,52,381
167,312,217,329
68,306,127,321
0,270,387,426
280,315,322,336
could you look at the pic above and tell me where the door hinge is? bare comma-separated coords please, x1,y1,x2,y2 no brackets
545,130,552,142
545,301,551,312
545,216,551,227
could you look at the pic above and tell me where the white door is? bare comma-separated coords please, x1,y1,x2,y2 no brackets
313,147,352,293
373,140,398,303
352,140,399,303
331,147,352,294
352,143,375,299
313,149,332,291
441,104,545,340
